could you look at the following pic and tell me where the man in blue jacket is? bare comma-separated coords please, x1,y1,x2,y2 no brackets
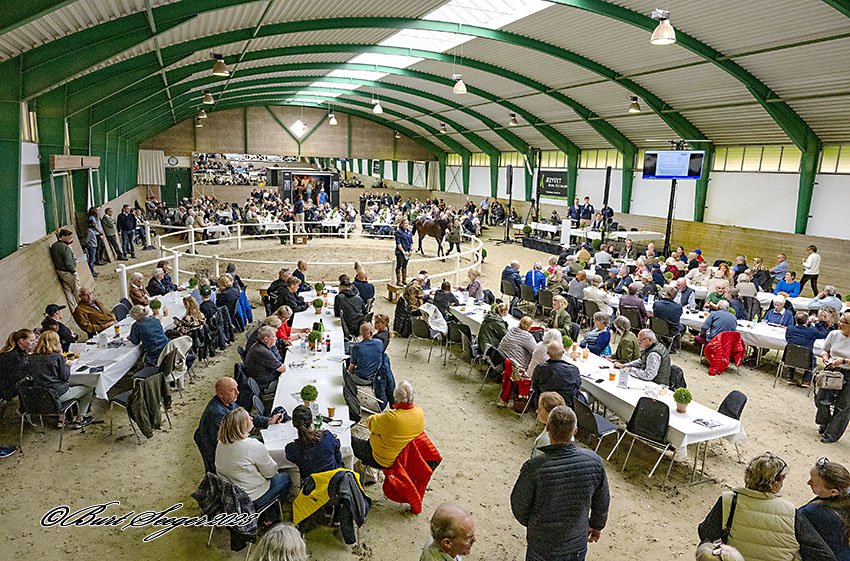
511,406,609,561
784,311,826,387
653,286,685,351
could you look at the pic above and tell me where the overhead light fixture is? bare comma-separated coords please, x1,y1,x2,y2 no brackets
440,123,448,134
452,73,467,95
509,113,519,126
197,108,207,119
372,100,383,114
628,96,642,113
650,9,676,45
211,54,230,76
194,118,203,128
302,121,309,134
395,131,401,139
202,91,214,104
329,113,338,126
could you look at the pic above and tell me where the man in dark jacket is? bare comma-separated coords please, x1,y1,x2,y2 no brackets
265,268,291,311
530,342,582,411
511,406,609,561
653,286,685,349
334,279,365,337
353,270,375,303
193,377,280,474
293,260,310,292
282,277,308,313
116,204,137,258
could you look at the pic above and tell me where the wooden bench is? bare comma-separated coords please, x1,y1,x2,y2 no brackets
292,233,309,245
386,283,404,302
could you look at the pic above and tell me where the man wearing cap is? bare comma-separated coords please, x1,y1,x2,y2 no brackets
50,229,80,308
43,304,78,353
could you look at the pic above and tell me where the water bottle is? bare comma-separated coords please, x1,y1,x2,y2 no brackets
300,336,306,351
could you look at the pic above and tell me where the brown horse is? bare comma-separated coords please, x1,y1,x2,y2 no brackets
414,217,449,256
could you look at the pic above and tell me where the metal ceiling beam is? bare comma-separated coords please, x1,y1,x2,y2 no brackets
0,0,77,36
142,0,176,125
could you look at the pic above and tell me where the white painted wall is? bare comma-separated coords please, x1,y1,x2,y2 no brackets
495,166,525,199
469,167,490,197
703,172,797,232
19,142,47,245
444,165,463,194
383,160,393,179
807,174,850,240
630,176,695,221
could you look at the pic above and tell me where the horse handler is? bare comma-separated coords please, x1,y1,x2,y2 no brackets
395,219,413,285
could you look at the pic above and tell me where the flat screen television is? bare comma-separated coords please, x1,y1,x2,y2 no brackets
642,150,705,180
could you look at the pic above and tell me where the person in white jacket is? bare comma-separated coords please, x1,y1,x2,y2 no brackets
800,244,822,296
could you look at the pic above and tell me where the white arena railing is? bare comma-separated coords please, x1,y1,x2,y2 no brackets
115,221,484,301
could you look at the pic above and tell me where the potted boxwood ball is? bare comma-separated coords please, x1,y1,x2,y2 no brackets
149,298,162,317
673,387,693,414
312,298,324,314
300,384,318,408
306,330,322,351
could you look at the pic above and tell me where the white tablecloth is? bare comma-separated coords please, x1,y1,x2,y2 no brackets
262,310,354,469
610,230,664,242
679,310,825,354
448,303,520,336
569,352,746,458
204,224,230,235
68,292,186,399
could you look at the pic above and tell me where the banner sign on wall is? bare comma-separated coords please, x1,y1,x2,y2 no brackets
372,160,382,175
538,169,569,199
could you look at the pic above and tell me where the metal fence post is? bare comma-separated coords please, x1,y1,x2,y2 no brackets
214,255,220,278
237,223,242,250
117,264,128,300
144,222,152,249
189,228,196,254
172,253,180,287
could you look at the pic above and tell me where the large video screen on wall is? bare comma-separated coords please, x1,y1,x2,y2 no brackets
642,150,705,180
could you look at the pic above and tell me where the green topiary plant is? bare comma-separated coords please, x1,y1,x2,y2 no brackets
300,384,318,403
188,277,198,289
664,271,674,281
673,387,692,404
590,239,602,251
149,299,162,310
314,282,324,293
522,224,532,236
312,298,324,309
562,335,573,349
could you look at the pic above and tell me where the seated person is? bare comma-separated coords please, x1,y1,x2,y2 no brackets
726,288,745,319
685,262,711,287
226,263,246,292
696,300,738,345
704,281,728,311
43,304,77,352
0,329,36,400
244,326,286,394
501,261,523,296
603,267,619,292
809,285,843,313
170,296,206,337
404,276,426,312
198,284,218,322
352,380,424,469
524,262,546,296
619,283,647,328
292,260,310,293
566,271,588,303
334,278,366,337
783,311,822,387
547,295,575,339
653,286,685,348
147,268,168,296
281,277,308,313
530,342,582,411
128,273,150,306
610,316,640,362
25,331,94,427
273,306,308,343
216,274,241,321
613,329,671,387
531,391,566,458
580,312,612,356
246,317,284,358
194,377,280,474
735,274,758,299
215,408,291,517
478,303,509,352
773,271,801,298
431,281,460,320
763,296,794,328
353,269,376,303
613,267,633,295
373,314,391,350
498,317,538,372
343,324,387,420
157,260,180,292
673,278,697,310
191,277,217,306
285,405,343,481
584,275,613,317
528,329,563,382
418,270,431,291
265,268,292,310
72,287,116,336
465,269,484,301
128,305,169,366
618,239,637,260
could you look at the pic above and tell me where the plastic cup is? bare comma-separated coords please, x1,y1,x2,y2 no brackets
113,325,120,337
609,371,616,381
327,406,336,418
582,348,589,360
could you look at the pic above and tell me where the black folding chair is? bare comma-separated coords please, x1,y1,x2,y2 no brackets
443,322,464,366
650,317,675,350
574,399,619,453
669,364,687,391
406,317,440,363
480,345,508,390
109,369,172,444
619,307,644,333
120,297,133,311
718,390,748,463
520,284,539,316
608,397,676,484
17,377,81,453
538,289,555,316
774,344,814,388
112,303,130,321
741,296,760,321
583,300,601,328
501,279,517,300
460,333,484,377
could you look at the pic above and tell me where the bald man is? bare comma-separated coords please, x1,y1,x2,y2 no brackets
420,502,476,561
193,377,283,474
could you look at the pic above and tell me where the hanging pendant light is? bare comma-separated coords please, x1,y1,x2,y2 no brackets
440,123,448,134
650,10,676,45
509,113,519,126
197,108,208,119
372,100,383,114
194,118,203,128
395,131,402,139
628,96,642,113
211,54,230,76
452,73,467,95
329,113,338,126
202,91,214,104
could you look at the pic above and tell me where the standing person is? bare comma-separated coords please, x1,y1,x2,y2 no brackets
798,458,850,561
50,229,80,308
817,312,850,444
293,193,305,232
511,405,609,561
698,452,835,561
580,196,594,226
530,391,566,458
419,502,476,561
479,197,490,225
84,218,99,277
100,207,126,261
0,329,36,402
117,204,137,258
800,245,822,296
567,197,581,228
394,219,413,285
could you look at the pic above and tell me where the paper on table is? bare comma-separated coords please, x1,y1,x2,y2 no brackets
324,354,349,363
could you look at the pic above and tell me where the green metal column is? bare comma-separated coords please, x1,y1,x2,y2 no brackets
566,146,579,203
489,156,499,198
694,144,714,222
376,160,384,179
106,131,119,199
621,144,636,214
35,89,67,232
524,149,539,202
367,160,374,177
461,153,470,195
68,109,92,210
438,154,447,192
392,160,398,182
0,58,22,258
796,143,821,234
407,160,414,184
356,159,362,174
89,122,108,201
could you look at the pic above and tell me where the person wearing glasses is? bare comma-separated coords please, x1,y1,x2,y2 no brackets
798,458,850,561
698,452,835,561
817,312,850,444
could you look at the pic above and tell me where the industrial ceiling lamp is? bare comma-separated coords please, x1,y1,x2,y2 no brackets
194,118,203,128
197,108,208,119
372,99,383,114
395,131,402,139
202,90,214,104
452,74,467,95
628,96,642,113
211,54,230,76
650,9,676,45
509,113,519,126
328,104,338,126
440,123,448,134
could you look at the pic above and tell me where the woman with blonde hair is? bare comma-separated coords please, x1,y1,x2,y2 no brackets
273,306,308,342
465,269,484,300
24,330,94,428
216,274,240,320
170,296,206,337
714,262,734,284
249,523,308,561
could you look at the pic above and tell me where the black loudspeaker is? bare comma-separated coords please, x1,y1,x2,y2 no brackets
506,164,513,195
603,166,612,206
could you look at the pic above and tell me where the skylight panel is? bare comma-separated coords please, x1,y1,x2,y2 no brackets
423,0,551,30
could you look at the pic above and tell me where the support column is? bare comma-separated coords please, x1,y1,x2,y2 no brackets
0,58,22,258
566,145,579,203
524,149,538,202
796,140,822,234
489,155,499,198
621,144,636,214
407,160,414,184
438,154,447,192
693,144,714,222
392,160,399,182
461,153,471,195
90,122,108,201
36,89,67,233
68,109,91,212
